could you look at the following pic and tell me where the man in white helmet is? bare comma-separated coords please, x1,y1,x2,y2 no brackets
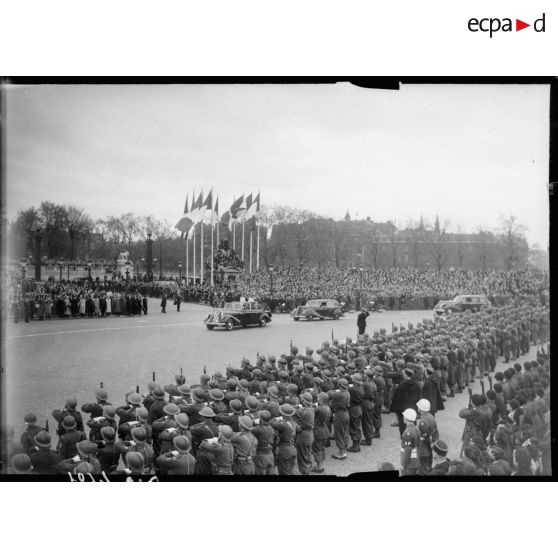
416,399,439,475
400,408,420,476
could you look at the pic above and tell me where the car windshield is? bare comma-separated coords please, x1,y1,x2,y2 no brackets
224,302,242,311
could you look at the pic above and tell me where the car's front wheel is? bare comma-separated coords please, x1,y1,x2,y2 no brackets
225,319,234,331
259,317,267,327
206,324,215,330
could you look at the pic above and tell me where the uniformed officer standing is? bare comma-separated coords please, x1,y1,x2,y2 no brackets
252,410,276,475
416,399,438,475
331,379,350,460
156,436,196,475
57,416,87,460
400,408,420,476
271,404,298,475
312,393,331,473
19,413,45,455
347,374,365,453
360,371,377,445
232,416,258,475
199,425,235,475
294,393,315,474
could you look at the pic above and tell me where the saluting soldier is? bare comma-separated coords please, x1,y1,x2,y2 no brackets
156,435,196,475
20,413,45,455
270,404,298,475
28,431,59,474
198,425,235,475
232,416,258,475
151,402,181,455
87,405,117,442
81,388,111,420
95,426,119,474
52,397,84,436
252,410,276,475
191,407,219,475
294,393,315,475
57,415,87,460
115,426,155,473
312,393,331,474
147,387,167,424
115,393,144,432
360,371,377,446
330,378,350,460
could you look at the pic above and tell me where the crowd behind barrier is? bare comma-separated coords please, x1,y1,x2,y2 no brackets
4,299,551,477
4,266,549,322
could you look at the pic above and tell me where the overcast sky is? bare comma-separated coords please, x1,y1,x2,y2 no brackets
5,82,550,247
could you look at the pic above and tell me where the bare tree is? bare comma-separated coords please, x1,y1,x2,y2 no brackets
39,201,66,258
424,218,450,272
64,205,93,260
498,215,528,270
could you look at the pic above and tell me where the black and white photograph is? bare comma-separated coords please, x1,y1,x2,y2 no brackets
0,80,552,479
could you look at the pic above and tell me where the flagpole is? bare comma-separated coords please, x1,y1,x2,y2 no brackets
192,223,196,285
256,222,260,270
249,230,253,273
201,221,204,285
210,203,215,287
232,220,236,251
185,233,189,284
242,220,245,272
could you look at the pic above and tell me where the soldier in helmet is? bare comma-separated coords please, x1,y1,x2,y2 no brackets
11,453,34,475
151,402,181,455
156,435,196,475
28,431,59,474
416,399,438,475
20,413,45,455
347,373,365,453
87,405,117,442
312,393,331,474
113,452,148,477
330,378,350,460
293,393,314,474
147,387,167,424
232,416,258,475
252,410,276,475
115,426,155,473
400,408,420,476
57,415,87,460
191,407,219,475
115,392,144,432
57,440,102,475
198,425,235,475
270,404,298,475
96,426,119,473
52,397,84,437
81,388,111,420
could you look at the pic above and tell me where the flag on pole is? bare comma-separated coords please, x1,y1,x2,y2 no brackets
238,193,252,222
245,192,260,220
225,195,245,232
175,194,191,236
202,189,213,225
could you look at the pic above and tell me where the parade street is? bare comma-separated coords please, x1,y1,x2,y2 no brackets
6,302,535,475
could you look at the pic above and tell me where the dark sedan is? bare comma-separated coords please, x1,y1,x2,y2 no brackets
292,299,343,321
204,301,272,331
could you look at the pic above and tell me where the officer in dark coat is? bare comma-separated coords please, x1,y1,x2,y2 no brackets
28,431,59,474
57,416,87,460
421,368,445,415
160,294,167,313
20,413,45,455
357,309,369,336
390,369,421,437
52,397,84,436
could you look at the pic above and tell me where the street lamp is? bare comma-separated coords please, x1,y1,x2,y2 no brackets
58,260,64,282
178,261,182,282
21,259,28,293
141,257,145,281
87,260,92,280
125,261,131,285
153,258,157,281
359,265,364,309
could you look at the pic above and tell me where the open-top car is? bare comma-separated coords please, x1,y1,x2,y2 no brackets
204,301,272,331
434,294,491,316
292,299,343,321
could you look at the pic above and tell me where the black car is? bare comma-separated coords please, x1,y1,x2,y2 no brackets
434,294,492,316
204,301,272,331
292,299,343,321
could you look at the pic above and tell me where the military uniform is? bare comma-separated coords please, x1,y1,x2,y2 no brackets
312,403,331,472
57,429,87,460
191,420,219,474
29,447,59,474
294,406,314,474
52,408,84,436
417,412,438,475
272,418,297,475
400,423,420,476
330,389,350,457
156,450,196,475
232,431,258,475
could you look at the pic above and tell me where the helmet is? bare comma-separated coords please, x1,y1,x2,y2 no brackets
402,408,417,422
103,405,116,419
238,416,253,431
127,393,143,406
218,425,234,440
131,427,147,443
136,407,149,422
65,397,77,409
34,430,51,448
24,413,37,424
12,453,32,472
175,413,189,429
178,384,191,395
173,435,191,452
192,387,206,402
245,396,260,411
230,399,243,413
417,399,431,412
126,452,145,470
163,403,180,416
77,440,97,457
62,415,77,430
259,410,271,423
199,406,216,418
279,404,295,417
101,426,116,441
301,392,313,405
209,389,224,401
96,389,108,401
153,387,166,400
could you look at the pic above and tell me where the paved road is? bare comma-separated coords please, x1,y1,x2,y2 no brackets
5,301,533,475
